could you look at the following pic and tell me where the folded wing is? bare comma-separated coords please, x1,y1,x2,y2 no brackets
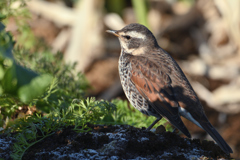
130,56,191,138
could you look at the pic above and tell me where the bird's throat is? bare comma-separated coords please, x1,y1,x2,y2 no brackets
122,46,146,56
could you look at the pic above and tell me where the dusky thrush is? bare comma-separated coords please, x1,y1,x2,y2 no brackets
106,23,233,154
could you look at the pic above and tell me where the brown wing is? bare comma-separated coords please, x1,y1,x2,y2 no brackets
130,55,191,138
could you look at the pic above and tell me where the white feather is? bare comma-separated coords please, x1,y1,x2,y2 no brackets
178,107,203,129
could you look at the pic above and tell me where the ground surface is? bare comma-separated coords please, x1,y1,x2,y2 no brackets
0,124,232,160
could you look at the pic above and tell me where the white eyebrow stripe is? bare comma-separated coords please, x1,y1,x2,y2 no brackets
127,31,146,39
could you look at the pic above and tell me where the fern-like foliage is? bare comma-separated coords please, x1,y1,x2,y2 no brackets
10,97,117,159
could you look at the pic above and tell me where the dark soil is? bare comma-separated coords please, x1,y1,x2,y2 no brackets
0,124,230,160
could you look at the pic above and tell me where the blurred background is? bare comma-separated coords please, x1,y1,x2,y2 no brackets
2,0,240,157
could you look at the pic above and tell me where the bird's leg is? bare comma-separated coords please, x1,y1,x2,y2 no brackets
147,116,162,130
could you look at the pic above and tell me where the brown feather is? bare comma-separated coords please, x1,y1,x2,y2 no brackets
129,55,191,138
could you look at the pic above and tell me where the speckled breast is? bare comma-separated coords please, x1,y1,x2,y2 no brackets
118,53,159,117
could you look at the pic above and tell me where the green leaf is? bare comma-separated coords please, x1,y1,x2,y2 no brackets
15,64,39,86
18,74,53,103
2,62,38,94
0,22,5,31
1,60,18,94
0,65,4,80
0,34,14,60
102,113,115,123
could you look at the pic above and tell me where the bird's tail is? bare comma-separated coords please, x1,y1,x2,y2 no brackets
200,120,233,154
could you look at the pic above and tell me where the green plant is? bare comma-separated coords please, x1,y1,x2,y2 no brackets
10,97,117,159
113,99,174,131
0,0,89,126
0,21,54,126
13,49,90,98
11,116,61,160
0,0,90,133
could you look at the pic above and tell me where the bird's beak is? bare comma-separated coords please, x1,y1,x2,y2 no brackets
106,30,119,37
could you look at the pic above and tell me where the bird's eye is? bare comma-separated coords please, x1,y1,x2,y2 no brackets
124,35,131,40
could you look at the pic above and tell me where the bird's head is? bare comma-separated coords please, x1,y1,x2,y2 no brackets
106,23,159,55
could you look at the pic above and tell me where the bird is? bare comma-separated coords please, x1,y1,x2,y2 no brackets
106,23,233,154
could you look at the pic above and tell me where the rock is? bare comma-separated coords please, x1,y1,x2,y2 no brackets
0,125,231,160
